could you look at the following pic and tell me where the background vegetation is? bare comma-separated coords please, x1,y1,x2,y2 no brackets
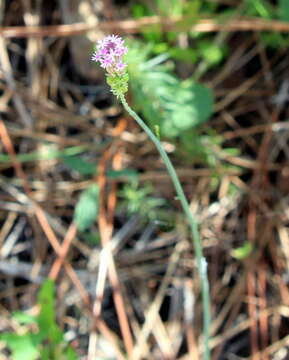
0,0,289,359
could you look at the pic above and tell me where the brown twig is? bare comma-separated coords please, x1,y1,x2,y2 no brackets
49,222,77,280
247,209,260,360
0,118,90,306
95,127,134,357
2,17,289,38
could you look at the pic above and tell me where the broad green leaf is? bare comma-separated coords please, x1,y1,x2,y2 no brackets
0,333,38,360
181,81,214,126
74,184,99,232
129,48,214,139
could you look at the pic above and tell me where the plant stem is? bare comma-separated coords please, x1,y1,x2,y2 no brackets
120,94,211,359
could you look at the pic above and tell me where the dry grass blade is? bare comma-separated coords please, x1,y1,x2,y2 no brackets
132,241,186,359
0,118,90,306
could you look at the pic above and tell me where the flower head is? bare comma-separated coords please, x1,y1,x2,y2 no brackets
91,34,128,76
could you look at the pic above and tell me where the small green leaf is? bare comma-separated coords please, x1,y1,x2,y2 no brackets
153,42,169,54
62,156,96,175
74,184,99,232
223,147,240,156
12,312,36,325
231,242,253,259
106,168,138,179
169,47,197,63
198,42,226,65
154,125,160,139
1,280,78,359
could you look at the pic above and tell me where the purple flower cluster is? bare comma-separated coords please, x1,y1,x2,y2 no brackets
91,35,128,76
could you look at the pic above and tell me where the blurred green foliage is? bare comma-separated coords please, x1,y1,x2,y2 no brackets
244,0,289,47
74,184,99,232
126,0,289,173
279,0,289,21
126,39,214,143
119,180,174,228
119,181,165,219
0,280,78,360
126,39,238,186
127,44,214,138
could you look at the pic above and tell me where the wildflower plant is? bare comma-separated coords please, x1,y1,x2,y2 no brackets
91,34,129,97
92,35,211,359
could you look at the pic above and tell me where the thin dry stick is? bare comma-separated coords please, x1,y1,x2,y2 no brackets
95,318,126,360
184,280,199,360
132,241,185,359
96,146,134,358
0,118,90,306
49,222,77,280
21,0,43,96
210,306,282,351
247,209,260,360
0,37,32,127
152,313,175,358
258,262,269,360
2,16,289,38
92,246,109,318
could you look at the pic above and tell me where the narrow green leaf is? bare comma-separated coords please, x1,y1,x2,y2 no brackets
37,279,63,344
0,146,88,164
106,168,138,179
62,155,96,175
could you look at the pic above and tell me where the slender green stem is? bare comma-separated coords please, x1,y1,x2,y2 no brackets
120,94,211,359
